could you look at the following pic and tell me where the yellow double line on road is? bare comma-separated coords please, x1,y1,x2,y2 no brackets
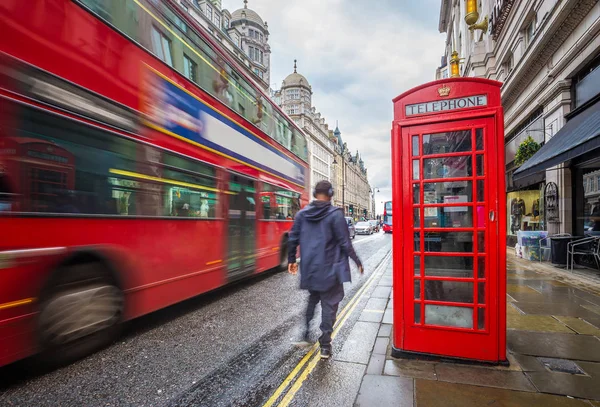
262,251,392,407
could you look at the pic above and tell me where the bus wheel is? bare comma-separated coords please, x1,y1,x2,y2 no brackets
37,262,124,367
279,240,289,272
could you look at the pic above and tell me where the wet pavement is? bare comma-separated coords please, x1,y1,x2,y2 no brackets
269,250,600,406
3,239,600,406
0,233,391,406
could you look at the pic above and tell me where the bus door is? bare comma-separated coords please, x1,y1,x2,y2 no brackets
227,174,256,280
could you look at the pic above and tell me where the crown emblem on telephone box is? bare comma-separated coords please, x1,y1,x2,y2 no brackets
438,85,451,97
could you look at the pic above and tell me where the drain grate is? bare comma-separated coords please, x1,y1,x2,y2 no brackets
537,357,586,375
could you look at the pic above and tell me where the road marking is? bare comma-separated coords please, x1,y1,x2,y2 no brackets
363,309,385,313
261,250,392,407
0,298,35,310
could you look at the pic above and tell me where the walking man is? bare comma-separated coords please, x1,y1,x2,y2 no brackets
288,180,363,359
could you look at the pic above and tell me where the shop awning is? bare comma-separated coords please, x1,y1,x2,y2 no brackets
513,100,600,182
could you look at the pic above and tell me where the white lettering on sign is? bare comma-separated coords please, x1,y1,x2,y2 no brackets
405,95,488,116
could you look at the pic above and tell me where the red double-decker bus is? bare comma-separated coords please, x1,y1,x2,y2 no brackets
383,201,393,233
0,0,309,367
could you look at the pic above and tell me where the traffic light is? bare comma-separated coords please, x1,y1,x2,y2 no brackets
349,205,354,215
363,209,367,217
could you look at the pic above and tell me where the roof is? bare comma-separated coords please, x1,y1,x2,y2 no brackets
231,5,264,27
513,99,600,182
282,72,311,89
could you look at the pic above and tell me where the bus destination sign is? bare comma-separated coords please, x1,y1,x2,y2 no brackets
405,95,487,116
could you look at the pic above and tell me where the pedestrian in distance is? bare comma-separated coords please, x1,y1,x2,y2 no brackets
288,180,363,359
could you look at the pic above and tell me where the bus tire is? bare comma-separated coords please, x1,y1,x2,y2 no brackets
279,238,289,272
36,261,124,367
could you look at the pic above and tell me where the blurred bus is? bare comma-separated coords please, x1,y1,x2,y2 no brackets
383,201,393,233
0,0,308,367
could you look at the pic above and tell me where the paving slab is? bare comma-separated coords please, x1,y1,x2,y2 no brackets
378,324,392,338
583,304,600,315
526,371,600,401
578,361,600,378
511,353,546,372
383,359,437,380
373,337,389,355
293,360,365,407
512,302,594,318
354,375,413,407
507,331,600,362
414,379,590,407
365,297,388,311
507,284,540,294
378,277,393,287
366,354,386,375
335,321,379,365
382,309,393,324
358,309,384,323
507,314,575,333
371,286,392,299
554,316,600,336
434,363,536,392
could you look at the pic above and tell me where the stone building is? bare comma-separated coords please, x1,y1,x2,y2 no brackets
273,62,337,197
176,0,271,90
438,0,600,244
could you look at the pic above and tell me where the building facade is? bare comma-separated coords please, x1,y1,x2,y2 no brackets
273,63,337,199
438,0,600,245
176,0,271,90
331,126,372,219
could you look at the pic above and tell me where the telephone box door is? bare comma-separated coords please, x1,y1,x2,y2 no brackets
402,117,499,361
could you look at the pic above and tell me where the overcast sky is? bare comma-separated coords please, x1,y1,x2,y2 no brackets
224,0,446,214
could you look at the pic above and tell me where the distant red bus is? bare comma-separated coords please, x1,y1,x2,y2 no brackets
0,0,309,367
383,201,393,233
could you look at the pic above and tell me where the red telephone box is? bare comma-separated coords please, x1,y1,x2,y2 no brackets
391,78,506,364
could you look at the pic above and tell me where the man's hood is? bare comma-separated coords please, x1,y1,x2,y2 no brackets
303,200,333,222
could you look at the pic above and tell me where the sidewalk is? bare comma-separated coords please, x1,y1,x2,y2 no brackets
338,253,600,406
350,255,600,407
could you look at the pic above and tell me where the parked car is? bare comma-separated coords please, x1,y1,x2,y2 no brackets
369,220,379,232
355,221,373,235
345,216,356,239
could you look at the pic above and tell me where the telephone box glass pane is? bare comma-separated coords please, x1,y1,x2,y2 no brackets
425,305,473,328
414,209,420,227
424,255,474,277
414,280,421,299
423,181,472,203
423,131,472,155
412,136,419,156
412,160,420,180
478,307,485,329
424,156,472,179
425,206,473,228
414,256,421,275
415,303,422,323
478,232,485,252
414,232,421,251
425,281,474,303
478,257,486,278
413,184,420,203
477,180,485,202
478,282,486,304
423,232,473,252
476,128,484,150
476,155,484,176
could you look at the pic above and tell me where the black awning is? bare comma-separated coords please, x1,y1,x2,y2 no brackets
513,100,600,181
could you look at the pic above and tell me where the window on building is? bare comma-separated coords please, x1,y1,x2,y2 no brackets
205,4,212,20
525,17,536,47
183,54,198,83
259,33,263,42
151,26,173,66
259,50,264,64
224,17,229,28
213,14,220,27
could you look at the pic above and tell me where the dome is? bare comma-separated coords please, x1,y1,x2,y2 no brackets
282,72,311,88
282,60,311,89
231,3,265,27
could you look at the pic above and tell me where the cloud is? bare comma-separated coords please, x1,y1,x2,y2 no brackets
223,0,445,212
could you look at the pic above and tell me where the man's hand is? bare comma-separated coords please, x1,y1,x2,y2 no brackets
358,265,364,275
288,263,298,275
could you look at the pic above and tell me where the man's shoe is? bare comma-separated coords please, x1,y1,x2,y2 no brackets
320,347,331,359
292,332,311,347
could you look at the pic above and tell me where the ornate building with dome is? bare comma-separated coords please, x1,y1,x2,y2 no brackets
176,0,271,90
274,62,372,217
